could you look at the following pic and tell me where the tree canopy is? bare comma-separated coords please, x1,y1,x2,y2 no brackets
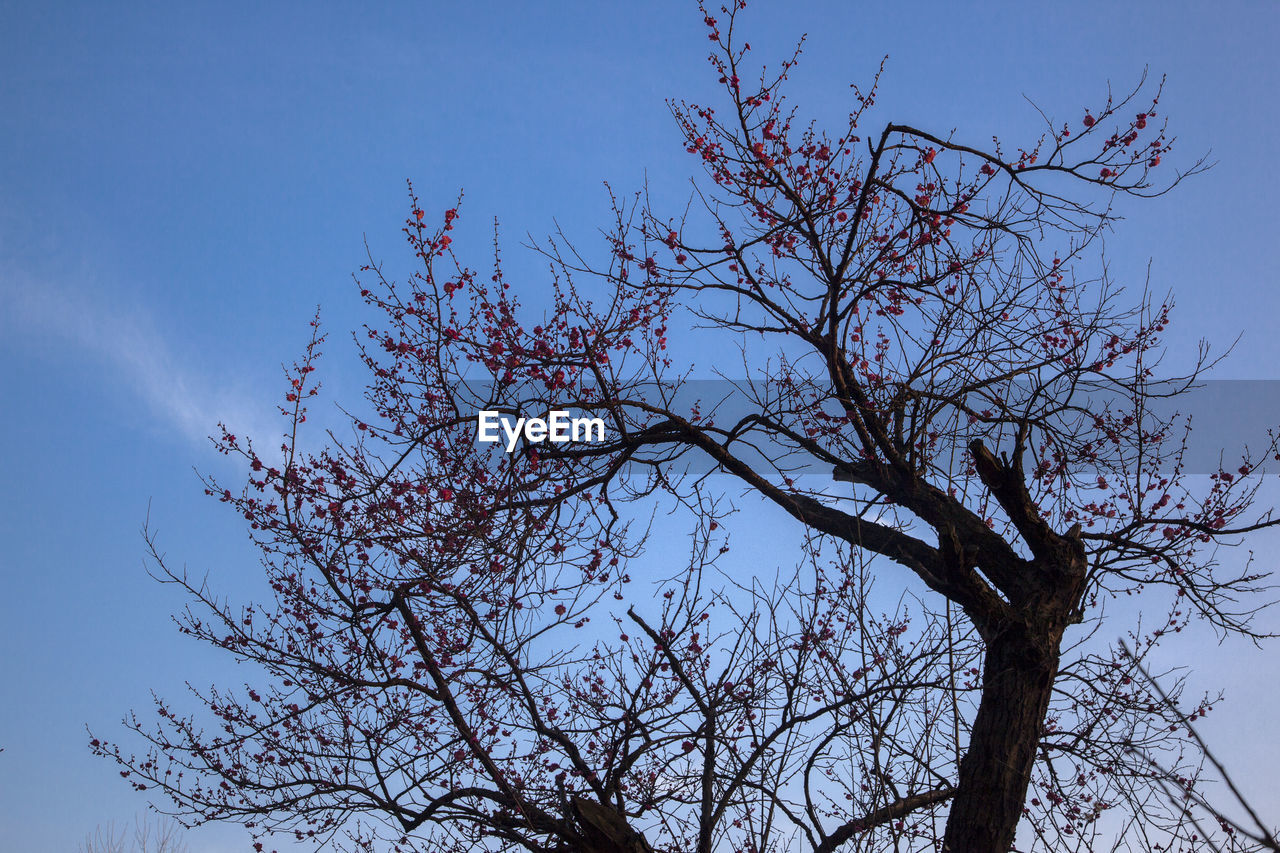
94,4,1279,852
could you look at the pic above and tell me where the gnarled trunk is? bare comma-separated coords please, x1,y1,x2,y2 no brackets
941,618,1063,853
570,796,655,853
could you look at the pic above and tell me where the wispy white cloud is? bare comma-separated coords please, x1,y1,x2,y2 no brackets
1,268,280,454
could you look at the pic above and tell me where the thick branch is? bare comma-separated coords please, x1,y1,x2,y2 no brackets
814,788,956,853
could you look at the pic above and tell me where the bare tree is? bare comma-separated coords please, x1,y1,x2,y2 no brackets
78,816,190,853
93,3,1278,852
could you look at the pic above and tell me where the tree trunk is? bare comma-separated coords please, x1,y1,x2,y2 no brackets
570,796,655,853
941,618,1061,853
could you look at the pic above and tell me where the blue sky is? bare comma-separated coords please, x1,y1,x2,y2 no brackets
2,2,1279,850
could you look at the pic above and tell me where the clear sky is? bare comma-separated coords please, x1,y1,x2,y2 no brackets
2,2,1279,851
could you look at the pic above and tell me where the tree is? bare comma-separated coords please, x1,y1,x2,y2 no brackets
93,3,1279,852
78,816,190,853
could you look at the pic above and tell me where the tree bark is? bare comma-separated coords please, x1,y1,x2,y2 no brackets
570,796,655,853
941,617,1062,853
